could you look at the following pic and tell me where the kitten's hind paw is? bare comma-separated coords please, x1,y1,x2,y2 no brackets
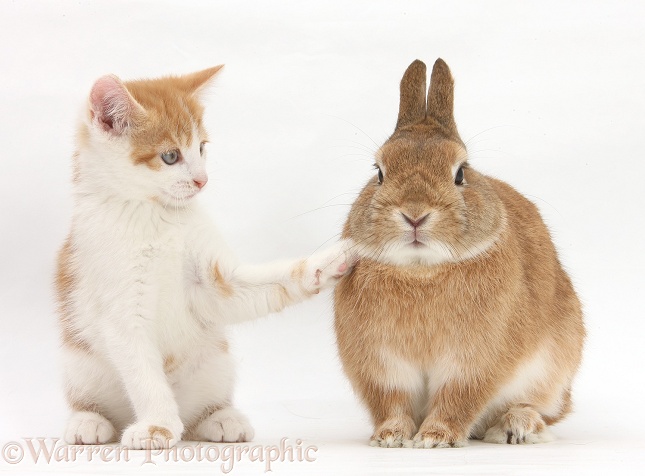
64,411,116,445
192,406,255,443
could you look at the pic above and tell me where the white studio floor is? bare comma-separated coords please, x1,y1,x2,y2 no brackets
2,1,645,475
2,397,643,475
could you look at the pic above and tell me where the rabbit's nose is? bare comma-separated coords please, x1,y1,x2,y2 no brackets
401,212,429,228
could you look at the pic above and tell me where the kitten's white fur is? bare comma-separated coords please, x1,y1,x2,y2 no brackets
59,71,353,449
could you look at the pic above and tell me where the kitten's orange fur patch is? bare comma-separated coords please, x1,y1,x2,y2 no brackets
217,339,229,353
148,426,173,442
277,284,291,307
212,263,234,297
290,260,307,281
61,325,92,353
123,66,223,171
56,237,92,353
290,259,315,295
163,355,179,374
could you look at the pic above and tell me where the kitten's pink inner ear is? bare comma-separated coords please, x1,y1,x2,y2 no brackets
89,75,142,135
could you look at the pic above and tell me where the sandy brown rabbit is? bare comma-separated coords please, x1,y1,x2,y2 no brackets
334,59,585,448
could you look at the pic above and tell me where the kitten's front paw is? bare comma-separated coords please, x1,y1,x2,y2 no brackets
302,239,357,293
193,407,254,442
121,419,183,449
64,411,116,445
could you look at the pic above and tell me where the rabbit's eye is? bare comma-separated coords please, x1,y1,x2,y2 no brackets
377,167,384,184
455,166,464,185
199,141,206,155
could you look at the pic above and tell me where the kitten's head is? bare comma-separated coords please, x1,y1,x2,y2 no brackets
76,66,223,206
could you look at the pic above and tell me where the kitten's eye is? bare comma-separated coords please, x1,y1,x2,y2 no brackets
199,141,206,155
455,166,465,185
161,150,180,165
377,167,384,185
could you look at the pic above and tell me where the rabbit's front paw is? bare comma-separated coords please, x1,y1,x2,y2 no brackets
370,417,415,448
406,425,467,449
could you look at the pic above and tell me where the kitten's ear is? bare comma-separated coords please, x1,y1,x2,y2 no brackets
89,75,144,135
179,65,224,95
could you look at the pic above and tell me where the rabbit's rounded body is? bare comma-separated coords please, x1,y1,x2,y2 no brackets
334,59,584,448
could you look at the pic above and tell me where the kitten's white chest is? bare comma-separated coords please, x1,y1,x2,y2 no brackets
143,223,218,352
73,200,217,353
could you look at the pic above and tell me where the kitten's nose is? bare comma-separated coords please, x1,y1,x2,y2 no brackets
401,212,429,228
193,177,208,189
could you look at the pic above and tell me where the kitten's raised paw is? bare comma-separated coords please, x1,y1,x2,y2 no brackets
64,411,116,445
193,407,255,442
121,420,183,449
483,406,554,445
303,240,357,293
406,427,467,449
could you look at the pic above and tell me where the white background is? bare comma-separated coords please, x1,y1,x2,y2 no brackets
1,1,644,474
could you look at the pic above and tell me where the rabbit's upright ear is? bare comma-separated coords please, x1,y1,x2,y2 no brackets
396,60,427,129
427,58,457,135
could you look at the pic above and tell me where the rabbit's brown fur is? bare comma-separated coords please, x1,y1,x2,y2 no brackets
334,59,584,448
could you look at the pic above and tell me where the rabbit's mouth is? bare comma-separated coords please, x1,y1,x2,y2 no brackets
409,239,427,248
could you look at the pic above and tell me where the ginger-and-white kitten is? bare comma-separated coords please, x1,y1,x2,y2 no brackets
55,66,354,449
